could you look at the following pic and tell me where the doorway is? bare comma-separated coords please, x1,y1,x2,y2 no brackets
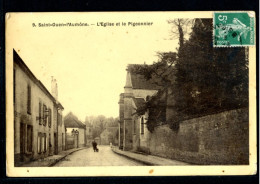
54,133,58,155
20,123,25,161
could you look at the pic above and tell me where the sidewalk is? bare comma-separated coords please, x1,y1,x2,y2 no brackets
112,147,190,166
20,147,85,167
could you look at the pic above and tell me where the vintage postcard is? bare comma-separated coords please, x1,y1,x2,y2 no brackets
5,11,256,176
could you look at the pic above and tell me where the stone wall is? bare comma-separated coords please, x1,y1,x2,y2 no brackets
148,108,249,165
78,128,84,147
65,134,75,150
123,92,133,150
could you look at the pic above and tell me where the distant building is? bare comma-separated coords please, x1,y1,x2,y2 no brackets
100,127,118,145
64,112,86,148
13,49,65,166
118,64,160,151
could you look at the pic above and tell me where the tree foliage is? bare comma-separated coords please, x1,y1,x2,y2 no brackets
167,19,193,48
128,52,176,132
127,52,177,87
134,90,167,132
174,19,248,118
84,115,119,138
129,18,248,132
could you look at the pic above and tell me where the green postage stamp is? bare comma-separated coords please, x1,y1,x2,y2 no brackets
214,12,255,47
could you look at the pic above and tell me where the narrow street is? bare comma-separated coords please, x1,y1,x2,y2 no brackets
53,145,144,166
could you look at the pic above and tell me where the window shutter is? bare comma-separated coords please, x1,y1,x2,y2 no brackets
48,108,52,128
43,105,46,126
37,133,41,153
39,102,42,125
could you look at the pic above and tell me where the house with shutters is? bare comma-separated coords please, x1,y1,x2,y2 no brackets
13,49,65,166
118,64,161,151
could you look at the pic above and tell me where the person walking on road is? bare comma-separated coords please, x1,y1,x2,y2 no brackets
92,140,98,152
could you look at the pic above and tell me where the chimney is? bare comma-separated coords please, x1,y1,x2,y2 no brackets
51,76,58,100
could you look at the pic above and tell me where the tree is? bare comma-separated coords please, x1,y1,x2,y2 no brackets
167,19,193,49
128,52,176,132
106,117,118,127
97,115,106,131
130,18,248,132
174,19,248,118
84,115,119,137
128,52,177,87
127,20,189,132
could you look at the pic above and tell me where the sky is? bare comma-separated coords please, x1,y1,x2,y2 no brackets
7,12,180,121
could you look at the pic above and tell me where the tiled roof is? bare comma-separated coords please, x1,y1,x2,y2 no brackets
133,98,145,109
64,112,86,129
127,64,161,90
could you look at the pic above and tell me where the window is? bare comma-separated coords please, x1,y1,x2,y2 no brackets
26,125,33,152
39,102,42,125
27,85,31,114
41,134,45,152
141,117,144,134
20,123,26,154
48,108,52,128
37,133,41,153
21,123,33,154
49,133,51,148
44,133,47,152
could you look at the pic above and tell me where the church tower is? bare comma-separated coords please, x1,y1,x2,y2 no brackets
123,71,133,150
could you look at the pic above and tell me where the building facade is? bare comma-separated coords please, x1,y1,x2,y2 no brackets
119,63,249,164
13,50,65,166
118,65,160,151
64,112,86,149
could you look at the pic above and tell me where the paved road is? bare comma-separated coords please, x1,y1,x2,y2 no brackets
54,145,144,166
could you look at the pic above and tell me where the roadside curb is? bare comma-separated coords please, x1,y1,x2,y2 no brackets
48,147,86,167
112,147,190,166
112,148,155,166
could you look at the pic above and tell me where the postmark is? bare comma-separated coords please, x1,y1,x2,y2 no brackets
213,12,255,47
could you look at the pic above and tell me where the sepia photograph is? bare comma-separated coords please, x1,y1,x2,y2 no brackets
5,11,256,176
